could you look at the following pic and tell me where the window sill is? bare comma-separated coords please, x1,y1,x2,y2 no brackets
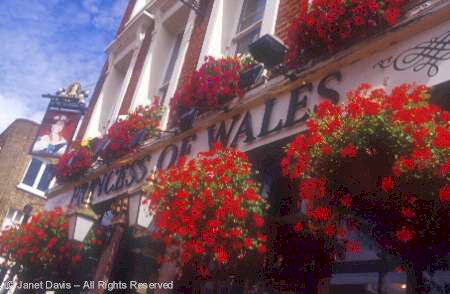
16,184,47,199
233,20,262,42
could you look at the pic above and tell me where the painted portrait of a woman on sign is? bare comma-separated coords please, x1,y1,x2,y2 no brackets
30,110,81,158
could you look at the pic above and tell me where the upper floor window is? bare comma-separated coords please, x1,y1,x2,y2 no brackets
18,158,54,197
159,32,184,105
234,0,267,54
431,80,450,111
1,208,24,230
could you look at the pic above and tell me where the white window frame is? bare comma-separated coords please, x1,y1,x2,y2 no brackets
158,31,184,105
17,158,54,198
198,0,279,65
230,0,266,55
1,208,24,230
139,3,196,129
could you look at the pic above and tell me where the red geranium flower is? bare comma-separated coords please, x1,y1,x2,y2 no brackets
396,227,415,242
401,207,416,219
294,222,304,233
340,143,358,158
439,186,450,202
340,194,352,208
311,207,332,221
382,176,394,192
346,241,362,253
253,214,265,228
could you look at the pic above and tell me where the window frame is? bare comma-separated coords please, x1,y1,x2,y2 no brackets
17,158,54,198
230,0,267,55
158,31,185,105
1,208,24,230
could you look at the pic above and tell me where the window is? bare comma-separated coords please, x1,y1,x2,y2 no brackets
159,32,184,105
431,80,450,111
18,158,54,197
234,0,267,54
1,208,24,230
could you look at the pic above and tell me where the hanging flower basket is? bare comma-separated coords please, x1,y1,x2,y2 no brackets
0,208,106,283
239,63,264,89
144,144,269,273
56,146,94,182
56,100,163,181
285,0,409,69
283,83,449,276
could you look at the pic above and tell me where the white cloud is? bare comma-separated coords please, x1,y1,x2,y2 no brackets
0,94,44,132
0,0,127,132
82,0,99,14
93,0,127,29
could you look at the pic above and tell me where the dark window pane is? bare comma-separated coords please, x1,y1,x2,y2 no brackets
159,84,169,106
14,211,24,222
37,164,54,192
237,0,266,33
236,27,261,54
431,81,450,111
163,33,184,84
22,159,42,187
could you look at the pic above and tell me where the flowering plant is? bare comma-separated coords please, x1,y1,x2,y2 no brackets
124,98,164,138
169,56,244,126
0,208,106,282
282,83,449,270
56,100,163,180
99,99,164,162
55,146,94,182
239,54,258,72
286,0,409,68
145,144,268,274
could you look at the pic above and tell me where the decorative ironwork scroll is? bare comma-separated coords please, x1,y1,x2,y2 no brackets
178,0,205,15
373,30,450,77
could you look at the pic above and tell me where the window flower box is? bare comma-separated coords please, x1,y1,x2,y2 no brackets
286,0,410,69
96,102,163,163
56,101,163,180
239,63,264,89
169,56,245,129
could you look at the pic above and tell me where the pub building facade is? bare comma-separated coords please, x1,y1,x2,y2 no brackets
44,0,450,293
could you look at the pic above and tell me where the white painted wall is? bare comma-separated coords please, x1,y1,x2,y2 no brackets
197,0,280,67
131,4,195,129
85,1,197,136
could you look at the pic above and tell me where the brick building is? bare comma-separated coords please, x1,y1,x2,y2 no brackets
45,0,450,293
0,119,47,230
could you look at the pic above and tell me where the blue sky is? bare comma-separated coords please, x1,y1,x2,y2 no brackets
0,0,127,132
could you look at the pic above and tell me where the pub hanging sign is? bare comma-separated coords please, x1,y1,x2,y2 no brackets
30,82,88,158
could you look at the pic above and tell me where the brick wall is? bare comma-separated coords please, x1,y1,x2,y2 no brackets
275,0,301,44
117,0,138,36
0,119,45,221
177,0,215,86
